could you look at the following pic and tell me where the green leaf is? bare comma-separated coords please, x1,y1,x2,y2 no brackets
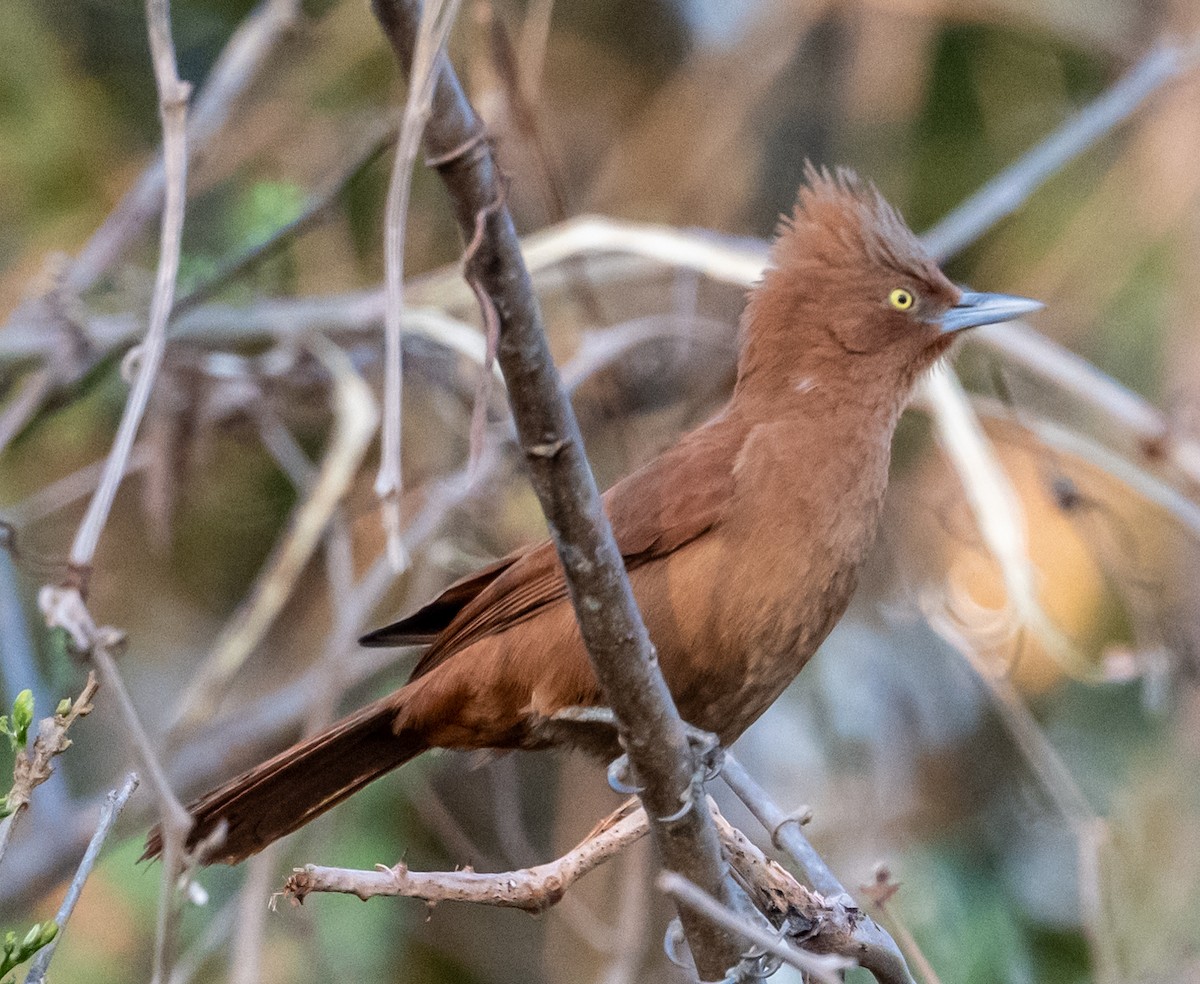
0,921,58,976
10,692,33,747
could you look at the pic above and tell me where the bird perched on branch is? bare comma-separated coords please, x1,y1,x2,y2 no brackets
146,166,1040,865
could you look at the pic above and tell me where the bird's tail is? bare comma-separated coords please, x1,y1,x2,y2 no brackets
143,693,426,865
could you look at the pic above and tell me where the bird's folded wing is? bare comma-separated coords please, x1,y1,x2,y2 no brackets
365,417,744,680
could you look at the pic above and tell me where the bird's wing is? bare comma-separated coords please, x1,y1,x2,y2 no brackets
371,415,743,680
359,554,521,646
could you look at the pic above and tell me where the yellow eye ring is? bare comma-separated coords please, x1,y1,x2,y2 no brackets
888,288,915,311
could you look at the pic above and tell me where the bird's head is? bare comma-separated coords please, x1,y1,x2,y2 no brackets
738,164,1041,398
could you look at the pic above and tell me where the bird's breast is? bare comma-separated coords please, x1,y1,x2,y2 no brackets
649,416,893,741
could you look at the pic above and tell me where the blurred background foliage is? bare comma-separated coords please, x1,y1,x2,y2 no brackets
3,0,1200,982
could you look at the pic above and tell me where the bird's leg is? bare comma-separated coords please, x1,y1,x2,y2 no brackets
548,706,725,799
548,706,642,793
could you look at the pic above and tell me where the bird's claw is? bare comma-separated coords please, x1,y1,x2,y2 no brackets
682,723,724,781
607,753,644,794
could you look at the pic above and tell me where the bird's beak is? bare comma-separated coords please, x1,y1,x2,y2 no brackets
938,290,1044,335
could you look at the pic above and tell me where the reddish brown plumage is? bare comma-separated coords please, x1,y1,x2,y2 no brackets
146,166,1035,865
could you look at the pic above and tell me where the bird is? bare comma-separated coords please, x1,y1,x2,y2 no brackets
145,165,1041,864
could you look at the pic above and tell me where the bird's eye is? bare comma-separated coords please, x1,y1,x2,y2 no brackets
888,288,915,311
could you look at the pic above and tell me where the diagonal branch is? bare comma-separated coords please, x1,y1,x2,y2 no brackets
367,0,743,976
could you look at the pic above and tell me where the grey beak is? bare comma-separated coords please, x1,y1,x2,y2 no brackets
939,290,1043,334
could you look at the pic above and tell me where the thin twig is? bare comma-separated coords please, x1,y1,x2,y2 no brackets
0,369,54,461
89,638,192,984
228,844,279,984
375,0,466,571
166,896,239,984
66,0,192,580
970,321,1200,490
64,0,301,296
23,773,140,984
721,754,917,984
657,873,848,984
921,366,1083,675
921,40,1200,262
925,608,1119,984
6,444,156,528
861,868,946,984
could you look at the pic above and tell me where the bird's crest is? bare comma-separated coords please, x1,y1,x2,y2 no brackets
771,163,940,288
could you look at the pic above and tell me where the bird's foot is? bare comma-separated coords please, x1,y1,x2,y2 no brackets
681,722,725,782
606,753,643,795
547,707,643,793
548,706,722,791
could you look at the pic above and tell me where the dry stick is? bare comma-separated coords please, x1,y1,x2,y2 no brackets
375,0,465,572
863,881,946,984
166,897,239,984
599,841,651,984
284,803,649,908
228,843,279,984
657,873,849,984
368,0,743,976
7,444,156,528
23,773,140,984
67,0,192,581
721,754,917,984
516,0,555,96
713,809,912,982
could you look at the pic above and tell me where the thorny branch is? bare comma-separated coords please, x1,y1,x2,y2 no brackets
283,801,648,910
281,797,909,984
368,0,743,976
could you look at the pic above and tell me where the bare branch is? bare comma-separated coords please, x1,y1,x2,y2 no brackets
368,0,742,975
66,0,192,578
283,803,648,910
721,754,917,984
375,0,465,570
921,39,1200,262
23,773,140,984
658,872,849,984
